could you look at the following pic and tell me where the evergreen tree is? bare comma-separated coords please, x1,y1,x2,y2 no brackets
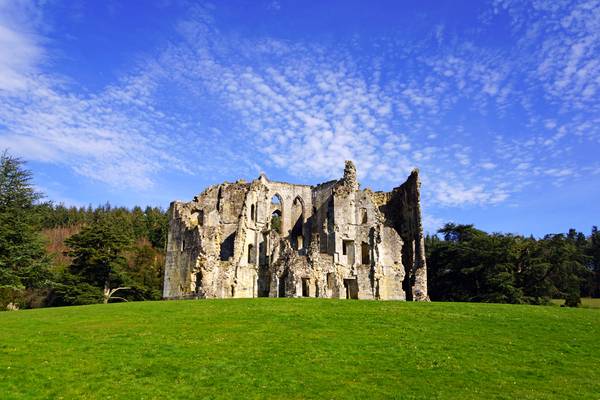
588,226,600,297
427,223,592,306
144,206,168,249
0,151,51,308
65,219,132,304
541,233,590,307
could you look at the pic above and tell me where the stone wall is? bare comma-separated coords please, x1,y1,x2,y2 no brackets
163,161,428,301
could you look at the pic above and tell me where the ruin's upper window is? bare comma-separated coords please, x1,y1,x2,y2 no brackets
291,197,304,250
270,194,283,232
271,194,282,206
198,210,204,226
361,208,368,224
361,242,370,265
250,204,255,222
220,232,236,261
343,240,353,255
326,197,334,228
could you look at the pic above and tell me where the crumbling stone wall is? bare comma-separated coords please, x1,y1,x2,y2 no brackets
375,170,429,301
163,161,428,301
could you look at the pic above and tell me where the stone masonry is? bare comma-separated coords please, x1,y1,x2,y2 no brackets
163,161,428,301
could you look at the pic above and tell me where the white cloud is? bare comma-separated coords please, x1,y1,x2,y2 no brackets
0,5,191,189
422,213,444,235
480,162,497,170
432,181,509,207
0,1,44,92
0,0,598,209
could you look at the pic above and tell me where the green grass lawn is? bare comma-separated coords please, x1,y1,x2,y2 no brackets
1,300,599,399
551,297,600,309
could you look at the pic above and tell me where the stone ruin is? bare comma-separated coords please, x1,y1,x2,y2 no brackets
163,161,428,301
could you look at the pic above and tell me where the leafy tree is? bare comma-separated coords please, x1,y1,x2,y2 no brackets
46,272,104,306
541,233,590,307
428,226,525,303
271,214,281,234
437,223,486,242
587,226,600,297
427,223,593,306
144,206,168,249
65,220,132,304
0,151,51,308
125,241,164,300
513,239,553,304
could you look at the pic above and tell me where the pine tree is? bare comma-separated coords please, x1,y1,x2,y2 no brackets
65,219,132,304
0,152,51,292
588,226,600,297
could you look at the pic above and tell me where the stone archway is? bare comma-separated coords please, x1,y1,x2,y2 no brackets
270,194,283,234
291,196,305,250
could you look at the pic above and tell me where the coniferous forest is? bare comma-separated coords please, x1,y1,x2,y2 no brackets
0,151,598,310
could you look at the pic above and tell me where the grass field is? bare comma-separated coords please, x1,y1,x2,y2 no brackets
551,297,600,309
1,299,599,399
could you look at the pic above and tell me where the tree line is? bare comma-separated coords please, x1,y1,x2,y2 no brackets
0,152,167,309
426,223,600,306
0,150,598,310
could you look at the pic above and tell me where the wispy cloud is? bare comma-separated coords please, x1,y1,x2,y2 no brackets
0,0,45,91
0,2,194,189
0,0,598,215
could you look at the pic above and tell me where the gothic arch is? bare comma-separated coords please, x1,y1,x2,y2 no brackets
291,196,305,250
270,193,284,234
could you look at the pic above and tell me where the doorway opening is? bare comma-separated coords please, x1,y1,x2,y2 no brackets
343,278,359,299
302,278,310,297
278,270,288,297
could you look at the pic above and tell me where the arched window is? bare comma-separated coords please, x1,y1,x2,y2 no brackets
250,204,255,222
248,244,256,264
271,194,283,233
271,194,282,206
291,196,304,250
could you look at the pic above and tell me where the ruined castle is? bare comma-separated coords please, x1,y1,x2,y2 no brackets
163,161,428,301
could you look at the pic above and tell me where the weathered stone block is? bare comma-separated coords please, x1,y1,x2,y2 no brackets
163,161,428,301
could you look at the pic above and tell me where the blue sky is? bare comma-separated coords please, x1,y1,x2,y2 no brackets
0,0,599,236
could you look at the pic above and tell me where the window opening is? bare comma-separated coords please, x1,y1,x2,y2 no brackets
361,242,370,265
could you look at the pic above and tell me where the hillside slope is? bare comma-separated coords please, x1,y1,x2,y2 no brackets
1,300,599,399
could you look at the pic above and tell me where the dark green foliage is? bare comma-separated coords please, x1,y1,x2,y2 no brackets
65,220,131,299
37,202,168,249
427,223,595,306
143,206,168,249
0,151,52,308
271,214,281,233
46,272,104,306
38,202,168,305
587,226,600,297
124,242,164,300
0,150,168,309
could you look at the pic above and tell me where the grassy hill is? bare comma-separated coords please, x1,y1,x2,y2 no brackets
1,300,599,399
